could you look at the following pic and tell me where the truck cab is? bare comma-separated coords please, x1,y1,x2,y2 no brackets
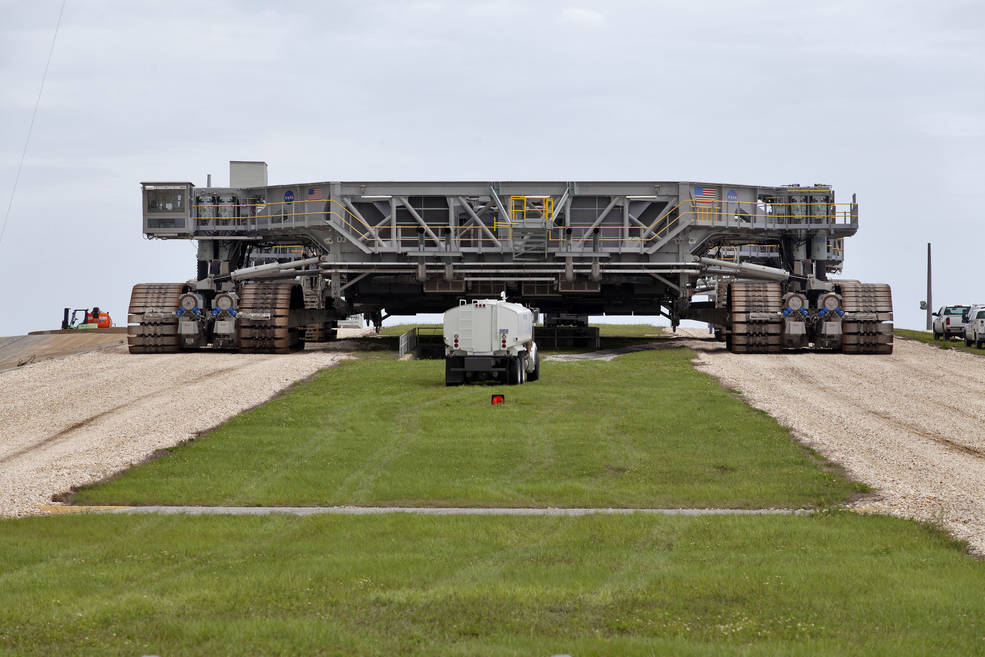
963,305,985,347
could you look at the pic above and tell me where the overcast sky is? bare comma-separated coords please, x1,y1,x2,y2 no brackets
1,0,983,335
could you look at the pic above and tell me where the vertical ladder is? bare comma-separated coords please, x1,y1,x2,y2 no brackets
459,303,473,347
301,276,327,341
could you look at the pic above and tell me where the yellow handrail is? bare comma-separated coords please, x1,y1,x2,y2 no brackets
511,196,553,220
190,197,856,247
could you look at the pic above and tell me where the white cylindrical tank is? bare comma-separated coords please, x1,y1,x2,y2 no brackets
443,299,534,355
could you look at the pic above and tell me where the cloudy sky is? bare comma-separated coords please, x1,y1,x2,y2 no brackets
1,0,983,335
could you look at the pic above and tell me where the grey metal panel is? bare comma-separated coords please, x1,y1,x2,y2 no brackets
140,172,865,323
250,180,787,199
229,161,268,188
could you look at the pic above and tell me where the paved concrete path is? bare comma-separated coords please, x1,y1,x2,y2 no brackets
40,505,812,516
544,342,666,362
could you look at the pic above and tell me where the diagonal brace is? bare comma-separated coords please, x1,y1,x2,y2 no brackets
456,196,500,247
549,187,570,224
583,195,622,233
649,272,681,293
341,198,384,246
488,186,512,225
395,196,442,246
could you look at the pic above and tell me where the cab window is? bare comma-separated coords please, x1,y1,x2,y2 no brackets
147,189,185,213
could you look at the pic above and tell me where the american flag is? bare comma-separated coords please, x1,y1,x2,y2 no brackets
694,185,718,203
307,187,323,201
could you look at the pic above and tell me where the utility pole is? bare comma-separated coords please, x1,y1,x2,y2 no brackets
926,242,933,331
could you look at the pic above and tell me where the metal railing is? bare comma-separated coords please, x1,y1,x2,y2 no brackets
189,197,857,250
398,326,443,358
710,244,781,262
508,195,554,226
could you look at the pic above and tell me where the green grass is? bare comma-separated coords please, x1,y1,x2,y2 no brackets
364,323,664,358
575,324,668,351
595,323,664,338
1,512,983,657
896,328,985,356
74,347,860,508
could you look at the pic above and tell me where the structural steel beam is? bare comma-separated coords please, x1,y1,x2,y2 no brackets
395,196,442,246
488,186,512,226
582,195,622,233
649,272,681,293
549,187,570,225
456,196,500,248
340,272,370,292
341,198,384,247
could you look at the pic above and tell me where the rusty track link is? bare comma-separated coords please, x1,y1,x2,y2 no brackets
238,282,304,354
127,283,187,353
838,281,894,354
728,281,782,353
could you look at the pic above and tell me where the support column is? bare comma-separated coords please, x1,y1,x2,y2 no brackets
447,197,457,251
926,242,933,331
390,197,397,249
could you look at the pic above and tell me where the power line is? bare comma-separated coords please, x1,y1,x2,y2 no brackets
0,0,68,248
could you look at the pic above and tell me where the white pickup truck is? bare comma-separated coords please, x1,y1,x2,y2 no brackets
964,306,985,347
933,305,970,340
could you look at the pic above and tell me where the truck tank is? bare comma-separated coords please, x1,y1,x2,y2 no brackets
443,298,539,386
130,162,892,355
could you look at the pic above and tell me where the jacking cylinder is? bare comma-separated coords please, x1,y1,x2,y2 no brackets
211,292,239,350
781,292,808,349
815,292,844,350
176,292,208,348
811,233,829,261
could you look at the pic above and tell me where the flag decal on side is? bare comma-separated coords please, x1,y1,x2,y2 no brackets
694,185,718,203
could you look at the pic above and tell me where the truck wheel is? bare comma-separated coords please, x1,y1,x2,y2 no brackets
528,352,540,382
518,356,526,385
445,359,464,386
505,357,517,385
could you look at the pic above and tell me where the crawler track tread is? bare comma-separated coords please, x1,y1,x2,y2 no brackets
238,282,304,354
728,281,783,353
127,283,187,353
836,281,894,354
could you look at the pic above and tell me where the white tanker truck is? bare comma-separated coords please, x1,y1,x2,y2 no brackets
443,297,540,386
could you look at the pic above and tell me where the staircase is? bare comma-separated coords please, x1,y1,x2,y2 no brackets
300,277,330,341
512,227,548,260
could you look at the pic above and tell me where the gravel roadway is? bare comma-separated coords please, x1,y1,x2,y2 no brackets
675,329,985,555
0,343,349,517
0,330,126,371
